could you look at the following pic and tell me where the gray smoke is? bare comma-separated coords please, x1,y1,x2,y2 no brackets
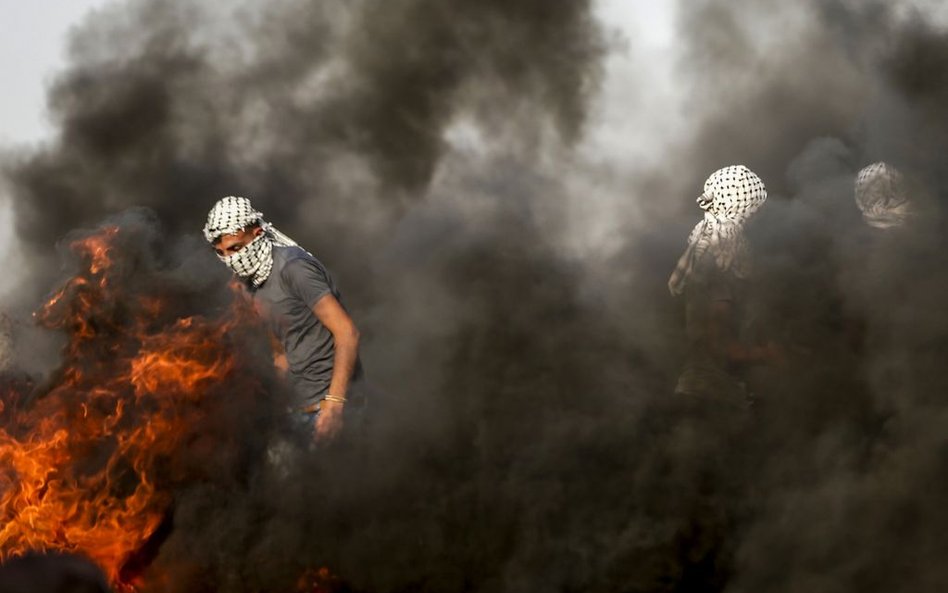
648,2,948,592
1,0,947,592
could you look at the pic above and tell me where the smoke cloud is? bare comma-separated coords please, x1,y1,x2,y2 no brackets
1,0,947,592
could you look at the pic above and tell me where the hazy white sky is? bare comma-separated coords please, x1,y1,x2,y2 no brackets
0,0,677,146
0,1,678,285
0,0,114,145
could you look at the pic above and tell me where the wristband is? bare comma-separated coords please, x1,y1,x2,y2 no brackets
323,394,347,405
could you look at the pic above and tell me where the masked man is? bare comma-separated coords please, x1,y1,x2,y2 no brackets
668,165,778,405
203,196,362,441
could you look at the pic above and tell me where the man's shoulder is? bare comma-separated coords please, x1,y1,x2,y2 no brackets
274,246,328,280
274,245,313,265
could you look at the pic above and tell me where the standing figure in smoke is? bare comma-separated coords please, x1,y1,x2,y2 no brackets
845,162,923,412
203,196,363,441
854,162,915,230
668,165,777,405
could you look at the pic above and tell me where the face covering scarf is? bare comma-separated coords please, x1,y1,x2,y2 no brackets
855,162,913,229
203,195,301,287
218,231,274,287
668,165,767,296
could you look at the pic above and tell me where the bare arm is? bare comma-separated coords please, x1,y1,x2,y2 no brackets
312,293,360,399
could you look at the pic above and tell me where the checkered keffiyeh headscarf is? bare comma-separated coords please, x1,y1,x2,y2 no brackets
855,162,913,229
668,165,768,296
203,196,300,287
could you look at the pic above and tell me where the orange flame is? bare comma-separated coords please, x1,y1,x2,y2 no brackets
0,227,263,590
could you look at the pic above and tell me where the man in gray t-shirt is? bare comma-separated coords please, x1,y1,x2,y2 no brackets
252,244,363,405
203,196,362,442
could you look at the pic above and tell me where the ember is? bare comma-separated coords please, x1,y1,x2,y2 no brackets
297,567,345,593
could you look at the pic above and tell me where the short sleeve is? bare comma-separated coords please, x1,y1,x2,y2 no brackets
280,256,333,309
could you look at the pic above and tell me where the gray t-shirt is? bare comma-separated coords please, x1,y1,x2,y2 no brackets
250,245,360,407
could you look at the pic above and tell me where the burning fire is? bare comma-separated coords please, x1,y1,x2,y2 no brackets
0,226,267,590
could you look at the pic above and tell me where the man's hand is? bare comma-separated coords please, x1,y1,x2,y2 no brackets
273,352,289,375
315,401,344,442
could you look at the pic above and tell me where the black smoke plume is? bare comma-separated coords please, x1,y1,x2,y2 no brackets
1,1,947,592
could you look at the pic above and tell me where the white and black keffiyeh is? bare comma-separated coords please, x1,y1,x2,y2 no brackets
855,162,913,229
203,196,300,287
668,165,767,296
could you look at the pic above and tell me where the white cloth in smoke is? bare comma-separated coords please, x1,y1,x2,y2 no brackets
203,195,301,287
668,165,767,296
854,162,913,229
